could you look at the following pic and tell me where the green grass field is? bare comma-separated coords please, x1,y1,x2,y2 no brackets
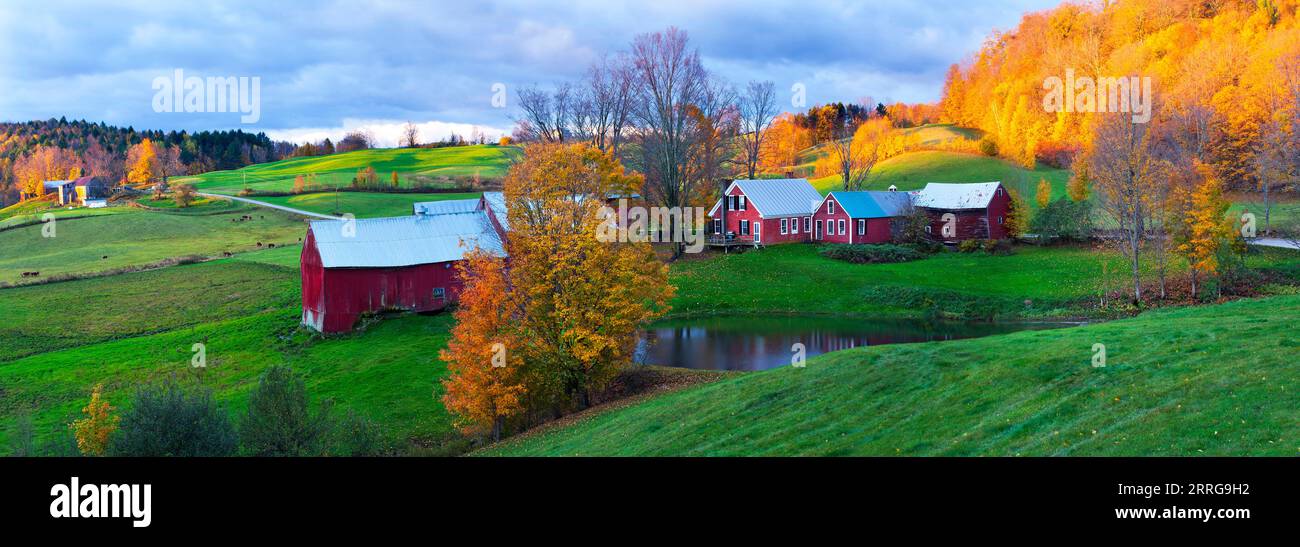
484,294,1300,456
809,150,1070,200
180,145,520,195
0,201,306,285
671,243,1300,320
0,252,463,455
253,191,482,218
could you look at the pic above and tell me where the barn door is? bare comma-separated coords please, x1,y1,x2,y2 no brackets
815,220,822,240
753,222,761,244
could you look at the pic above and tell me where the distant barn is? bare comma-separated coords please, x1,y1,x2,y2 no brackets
300,196,506,333
912,182,1010,242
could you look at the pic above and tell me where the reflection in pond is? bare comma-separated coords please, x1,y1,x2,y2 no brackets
635,315,1068,371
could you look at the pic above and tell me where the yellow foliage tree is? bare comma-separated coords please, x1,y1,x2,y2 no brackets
1035,178,1052,208
13,145,81,198
442,143,673,428
69,383,118,456
1067,166,1091,201
126,138,162,186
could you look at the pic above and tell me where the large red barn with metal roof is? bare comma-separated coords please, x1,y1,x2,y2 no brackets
300,193,507,333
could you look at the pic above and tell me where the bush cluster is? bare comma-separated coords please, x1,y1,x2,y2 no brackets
820,244,925,264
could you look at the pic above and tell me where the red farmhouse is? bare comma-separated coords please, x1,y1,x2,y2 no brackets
706,178,823,246
912,182,1010,243
810,191,913,244
301,195,506,333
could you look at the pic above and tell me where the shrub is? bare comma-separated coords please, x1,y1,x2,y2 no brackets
978,135,998,156
108,379,238,457
984,239,1014,255
1030,198,1093,242
239,365,334,456
328,409,388,457
9,413,35,457
820,244,924,264
957,239,983,253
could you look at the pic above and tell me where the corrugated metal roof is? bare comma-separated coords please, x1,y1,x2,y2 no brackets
412,198,481,216
732,178,823,218
43,179,73,189
912,182,1002,210
481,191,509,231
309,211,504,268
870,191,913,217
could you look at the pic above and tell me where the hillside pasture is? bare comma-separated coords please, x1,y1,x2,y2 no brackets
182,145,521,195
0,201,306,285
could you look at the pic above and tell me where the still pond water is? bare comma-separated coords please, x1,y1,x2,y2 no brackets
635,315,1066,371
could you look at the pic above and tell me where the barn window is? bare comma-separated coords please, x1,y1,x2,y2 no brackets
780,218,789,234
713,219,722,234
837,219,845,235
925,225,932,234
433,287,446,299
740,220,750,235
790,218,798,234
739,196,747,211
857,219,865,235
803,217,811,232
997,187,1003,197
998,216,1004,225
827,200,836,215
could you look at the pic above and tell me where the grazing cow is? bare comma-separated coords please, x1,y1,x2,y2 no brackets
268,243,276,248
101,255,108,259
222,251,233,257
256,242,263,247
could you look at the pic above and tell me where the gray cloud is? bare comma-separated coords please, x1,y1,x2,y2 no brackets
0,0,1058,141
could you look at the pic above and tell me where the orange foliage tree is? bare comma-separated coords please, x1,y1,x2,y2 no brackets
13,145,81,199
1177,163,1233,298
758,113,811,175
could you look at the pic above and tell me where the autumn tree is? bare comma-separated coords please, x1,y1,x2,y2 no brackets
759,113,811,174
1035,178,1052,208
1067,165,1091,201
1177,163,1233,298
737,80,777,179
440,143,672,435
821,117,893,191
1087,111,1161,303
173,183,197,208
292,174,306,194
1004,188,1030,239
13,145,81,199
626,27,736,258
126,138,163,186
440,249,525,440
401,122,420,148
70,383,118,456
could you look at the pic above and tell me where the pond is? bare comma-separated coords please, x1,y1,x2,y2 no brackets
635,315,1069,371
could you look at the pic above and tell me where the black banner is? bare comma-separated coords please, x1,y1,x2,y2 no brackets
1,457,1288,535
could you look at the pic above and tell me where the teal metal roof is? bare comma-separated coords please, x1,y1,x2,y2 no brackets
827,191,912,218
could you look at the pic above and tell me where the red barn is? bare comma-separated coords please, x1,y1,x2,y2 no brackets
810,191,912,244
301,197,505,333
706,178,822,246
912,182,1010,242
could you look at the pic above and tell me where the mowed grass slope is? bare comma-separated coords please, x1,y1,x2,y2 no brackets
253,191,482,218
0,258,298,362
0,251,463,454
0,201,306,285
184,145,521,195
486,294,1300,456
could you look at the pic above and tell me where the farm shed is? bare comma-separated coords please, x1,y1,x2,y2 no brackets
300,207,506,333
706,178,822,247
912,182,1010,242
811,191,912,244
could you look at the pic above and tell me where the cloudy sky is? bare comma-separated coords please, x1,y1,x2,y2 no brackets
0,0,1060,147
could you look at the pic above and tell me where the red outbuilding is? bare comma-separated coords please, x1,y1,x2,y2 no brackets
912,182,1010,243
301,196,506,333
706,178,823,246
810,191,913,244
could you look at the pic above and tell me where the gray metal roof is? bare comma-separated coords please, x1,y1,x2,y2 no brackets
716,178,823,218
481,191,509,231
913,182,1002,210
412,198,481,216
309,211,504,268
